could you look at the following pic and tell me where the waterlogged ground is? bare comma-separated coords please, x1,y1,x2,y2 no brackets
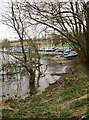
0,52,67,100
2,62,88,119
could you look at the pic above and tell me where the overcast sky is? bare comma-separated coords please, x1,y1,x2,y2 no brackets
0,0,44,41
0,0,52,41
0,0,27,41
0,0,88,41
0,0,17,41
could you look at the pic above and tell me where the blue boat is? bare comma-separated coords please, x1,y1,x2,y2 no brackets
9,47,16,52
59,47,77,58
16,48,30,53
45,48,55,52
38,51,57,56
17,48,22,53
64,47,71,53
60,53,68,57
25,48,30,53
64,53,78,58
38,47,57,56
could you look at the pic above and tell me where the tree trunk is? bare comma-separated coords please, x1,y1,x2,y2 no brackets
86,6,89,77
30,71,35,86
29,70,36,95
86,4,89,116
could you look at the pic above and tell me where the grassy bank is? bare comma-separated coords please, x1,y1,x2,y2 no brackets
2,59,89,119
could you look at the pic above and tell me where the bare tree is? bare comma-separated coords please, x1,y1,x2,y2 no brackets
1,0,42,93
23,0,89,67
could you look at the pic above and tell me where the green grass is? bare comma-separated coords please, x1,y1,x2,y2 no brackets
2,76,88,118
60,78,87,100
72,99,88,108
59,111,71,118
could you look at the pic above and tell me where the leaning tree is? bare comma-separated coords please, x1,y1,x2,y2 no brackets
23,0,89,69
3,0,89,72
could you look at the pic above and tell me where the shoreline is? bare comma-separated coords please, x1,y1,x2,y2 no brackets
2,57,88,119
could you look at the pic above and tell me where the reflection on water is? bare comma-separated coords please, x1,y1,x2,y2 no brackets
2,72,30,99
36,59,66,95
0,52,67,99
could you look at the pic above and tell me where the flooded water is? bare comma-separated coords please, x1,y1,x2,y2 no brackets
36,59,67,95
0,52,67,100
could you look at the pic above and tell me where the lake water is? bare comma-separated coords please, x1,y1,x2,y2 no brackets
0,52,67,100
